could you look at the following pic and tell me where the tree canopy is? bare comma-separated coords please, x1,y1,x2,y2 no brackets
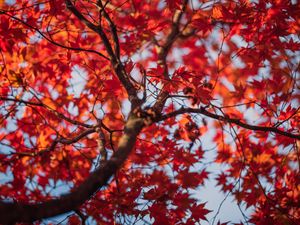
0,0,299,224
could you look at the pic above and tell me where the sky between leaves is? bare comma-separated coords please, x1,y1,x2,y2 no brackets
0,0,299,224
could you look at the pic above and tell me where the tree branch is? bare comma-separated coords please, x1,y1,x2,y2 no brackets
65,0,141,107
96,123,107,163
153,0,189,113
0,9,110,60
97,0,120,58
0,97,43,106
155,107,300,140
0,96,92,128
0,114,144,224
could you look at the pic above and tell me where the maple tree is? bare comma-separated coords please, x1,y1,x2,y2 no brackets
0,0,299,224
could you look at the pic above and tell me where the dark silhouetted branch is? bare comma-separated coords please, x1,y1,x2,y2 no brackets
155,107,300,140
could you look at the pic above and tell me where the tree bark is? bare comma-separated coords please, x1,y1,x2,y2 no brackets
0,115,144,224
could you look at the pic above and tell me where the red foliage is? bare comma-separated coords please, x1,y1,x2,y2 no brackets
0,0,299,224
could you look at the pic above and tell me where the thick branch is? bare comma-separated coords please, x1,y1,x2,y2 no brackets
153,0,189,113
0,115,144,224
96,125,107,163
157,0,188,70
155,107,300,140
